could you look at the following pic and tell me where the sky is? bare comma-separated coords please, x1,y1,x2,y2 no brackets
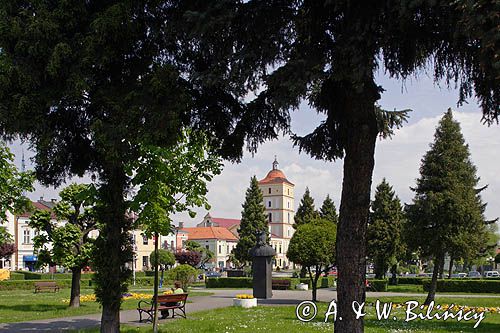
7,71,500,229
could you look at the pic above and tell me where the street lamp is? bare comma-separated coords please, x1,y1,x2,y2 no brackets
133,244,138,286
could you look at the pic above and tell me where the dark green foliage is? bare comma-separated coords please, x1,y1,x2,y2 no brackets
367,179,405,279
367,279,388,292
396,277,425,285
422,279,500,294
319,195,338,224
407,110,491,304
205,277,253,289
204,276,335,289
294,187,320,228
234,176,268,265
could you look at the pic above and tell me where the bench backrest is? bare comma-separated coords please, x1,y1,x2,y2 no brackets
156,293,188,303
35,281,57,287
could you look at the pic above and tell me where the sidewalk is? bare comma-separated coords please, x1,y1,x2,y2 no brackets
1,288,499,332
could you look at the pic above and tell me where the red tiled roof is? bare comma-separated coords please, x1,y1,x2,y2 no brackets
181,227,238,241
18,201,55,218
258,169,294,185
211,217,240,228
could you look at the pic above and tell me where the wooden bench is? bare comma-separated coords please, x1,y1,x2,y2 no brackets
137,293,188,323
34,281,60,293
272,279,291,290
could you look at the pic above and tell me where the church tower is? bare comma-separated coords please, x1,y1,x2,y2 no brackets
258,157,295,240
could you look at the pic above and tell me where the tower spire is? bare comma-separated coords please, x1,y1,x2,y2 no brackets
21,149,26,173
272,156,279,170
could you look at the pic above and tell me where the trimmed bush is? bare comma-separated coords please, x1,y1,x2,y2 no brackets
206,277,253,288
205,276,336,289
0,279,93,290
397,277,424,285
8,272,25,280
368,279,388,291
422,279,500,293
14,271,42,280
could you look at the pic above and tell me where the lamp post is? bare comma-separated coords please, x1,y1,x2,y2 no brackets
133,244,138,286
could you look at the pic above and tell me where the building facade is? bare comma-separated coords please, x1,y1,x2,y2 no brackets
258,158,295,269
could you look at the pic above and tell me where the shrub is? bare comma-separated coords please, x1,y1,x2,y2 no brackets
397,277,424,285
167,264,198,290
0,279,93,290
422,279,500,293
8,272,25,280
206,277,253,288
14,271,42,280
368,279,388,291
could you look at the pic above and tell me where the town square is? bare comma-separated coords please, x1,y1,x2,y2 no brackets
0,1,499,332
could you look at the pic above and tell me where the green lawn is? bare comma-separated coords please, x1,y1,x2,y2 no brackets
0,288,212,323
74,298,500,333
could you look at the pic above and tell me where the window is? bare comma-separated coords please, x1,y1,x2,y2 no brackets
268,188,271,194
218,245,222,254
288,212,290,223
23,229,30,244
268,213,272,222
227,245,229,253
142,235,148,245
142,256,149,269
288,229,290,237
268,201,271,208
287,201,290,208
288,189,290,195
132,234,136,244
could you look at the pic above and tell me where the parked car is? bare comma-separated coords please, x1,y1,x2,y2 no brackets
205,271,222,278
484,271,500,278
468,271,481,278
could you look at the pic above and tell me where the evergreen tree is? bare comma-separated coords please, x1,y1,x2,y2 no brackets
320,195,338,224
407,109,490,304
234,176,268,265
367,179,405,280
294,187,320,228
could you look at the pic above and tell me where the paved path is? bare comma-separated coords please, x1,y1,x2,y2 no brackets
1,288,499,332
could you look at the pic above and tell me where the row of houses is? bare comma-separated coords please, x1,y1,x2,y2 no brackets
0,158,296,271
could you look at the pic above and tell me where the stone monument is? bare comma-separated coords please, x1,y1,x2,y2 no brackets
250,230,276,299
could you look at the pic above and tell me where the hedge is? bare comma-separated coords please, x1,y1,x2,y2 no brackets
12,271,95,280
397,277,424,285
368,279,388,292
206,277,253,288
422,279,500,293
205,276,336,289
0,279,93,290
8,272,25,280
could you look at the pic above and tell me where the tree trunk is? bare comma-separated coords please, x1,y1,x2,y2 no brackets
438,257,445,279
448,257,454,279
69,268,81,308
335,104,378,333
95,168,131,333
153,233,160,333
390,264,397,285
424,254,443,305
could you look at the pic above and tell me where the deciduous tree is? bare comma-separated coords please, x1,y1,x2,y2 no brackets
287,218,336,301
29,183,97,308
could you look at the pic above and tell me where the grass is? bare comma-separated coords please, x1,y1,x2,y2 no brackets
73,298,500,333
0,287,212,323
